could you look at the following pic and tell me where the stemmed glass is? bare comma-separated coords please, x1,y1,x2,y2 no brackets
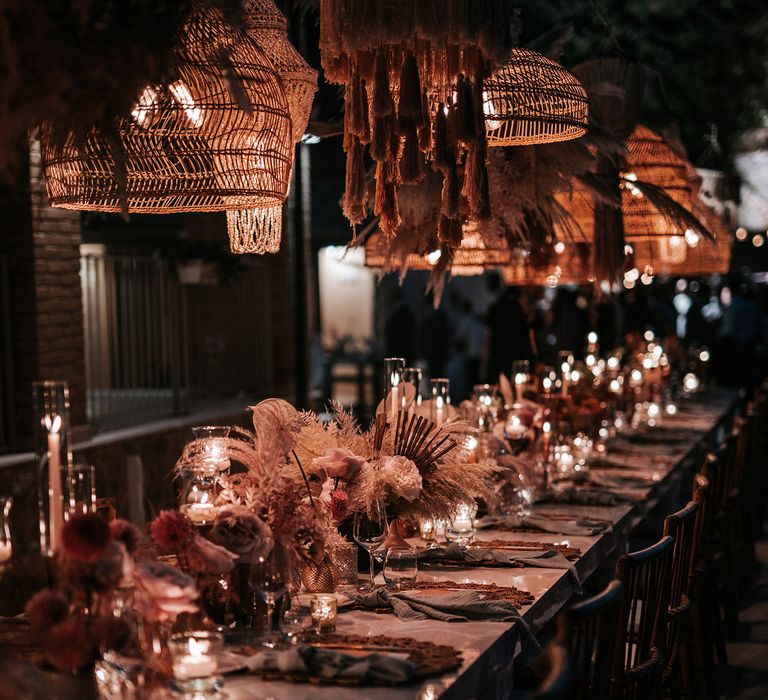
249,541,291,648
353,500,388,591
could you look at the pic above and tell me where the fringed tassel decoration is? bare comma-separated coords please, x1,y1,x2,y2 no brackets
350,66,370,143
372,51,395,118
342,138,368,225
397,52,423,129
375,161,401,238
227,206,283,254
461,67,490,218
399,126,423,183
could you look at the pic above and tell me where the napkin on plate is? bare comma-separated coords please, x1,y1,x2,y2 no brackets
419,542,577,574
244,644,417,684
540,486,636,506
477,513,610,537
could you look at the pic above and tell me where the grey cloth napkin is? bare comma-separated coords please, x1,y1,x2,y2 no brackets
477,514,610,537
353,587,522,622
244,644,417,684
351,588,541,658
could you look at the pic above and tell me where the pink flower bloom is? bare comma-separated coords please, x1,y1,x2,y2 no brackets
186,534,237,574
210,506,273,563
327,489,349,521
133,561,198,623
25,589,68,632
151,510,193,551
312,447,367,480
61,513,111,563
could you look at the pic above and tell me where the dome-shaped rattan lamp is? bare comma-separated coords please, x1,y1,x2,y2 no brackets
483,48,589,147
41,6,293,214
622,125,696,240
501,242,594,287
364,224,512,277
630,202,731,277
226,0,318,254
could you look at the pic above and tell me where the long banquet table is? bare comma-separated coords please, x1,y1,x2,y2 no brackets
225,389,738,700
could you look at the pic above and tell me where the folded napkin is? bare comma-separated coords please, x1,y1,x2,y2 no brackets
351,589,541,658
477,513,610,537
245,644,417,684
584,472,652,490
353,587,522,622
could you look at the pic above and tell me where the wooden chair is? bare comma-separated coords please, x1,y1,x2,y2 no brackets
531,641,572,700
662,500,700,698
696,454,729,670
613,535,674,700
556,579,624,700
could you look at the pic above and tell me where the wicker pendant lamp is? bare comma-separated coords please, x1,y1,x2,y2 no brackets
226,0,318,254
320,0,516,236
41,6,293,215
501,242,594,287
483,48,589,147
621,125,700,240
629,202,731,278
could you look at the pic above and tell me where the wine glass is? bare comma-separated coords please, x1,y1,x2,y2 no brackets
249,541,291,648
353,501,387,591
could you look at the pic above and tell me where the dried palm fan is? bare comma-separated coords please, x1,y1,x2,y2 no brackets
483,48,589,146
41,5,293,215
570,59,645,283
629,202,731,278
321,0,517,235
226,0,318,254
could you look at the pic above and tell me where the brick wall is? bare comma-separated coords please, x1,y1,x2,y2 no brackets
0,141,87,446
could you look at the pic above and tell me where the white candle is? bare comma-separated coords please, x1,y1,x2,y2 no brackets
46,415,63,553
174,654,218,680
185,502,215,525
506,416,527,440
390,384,399,425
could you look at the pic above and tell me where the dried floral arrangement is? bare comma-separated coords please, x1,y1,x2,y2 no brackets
23,514,154,673
292,402,497,523
174,399,343,572
0,0,243,175
321,0,518,237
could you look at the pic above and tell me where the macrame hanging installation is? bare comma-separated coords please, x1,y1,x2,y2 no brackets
628,202,731,279
41,5,293,215
226,0,318,254
320,0,516,238
483,48,589,146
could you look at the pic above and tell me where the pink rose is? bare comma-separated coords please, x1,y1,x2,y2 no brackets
312,447,366,480
210,506,273,563
133,561,198,623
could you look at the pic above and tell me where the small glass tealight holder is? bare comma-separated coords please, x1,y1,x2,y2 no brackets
447,502,477,545
384,549,418,590
419,518,437,548
310,595,337,633
169,630,223,695
329,541,359,590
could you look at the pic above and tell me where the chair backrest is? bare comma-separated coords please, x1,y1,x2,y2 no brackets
531,641,572,700
662,501,700,663
691,472,710,570
556,579,624,700
614,535,674,696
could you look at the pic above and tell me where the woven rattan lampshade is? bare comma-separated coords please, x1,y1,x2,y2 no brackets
501,243,594,287
226,0,318,254
364,225,511,276
622,125,696,239
483,48,589,147
41,6,293,214
630,203,731,277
